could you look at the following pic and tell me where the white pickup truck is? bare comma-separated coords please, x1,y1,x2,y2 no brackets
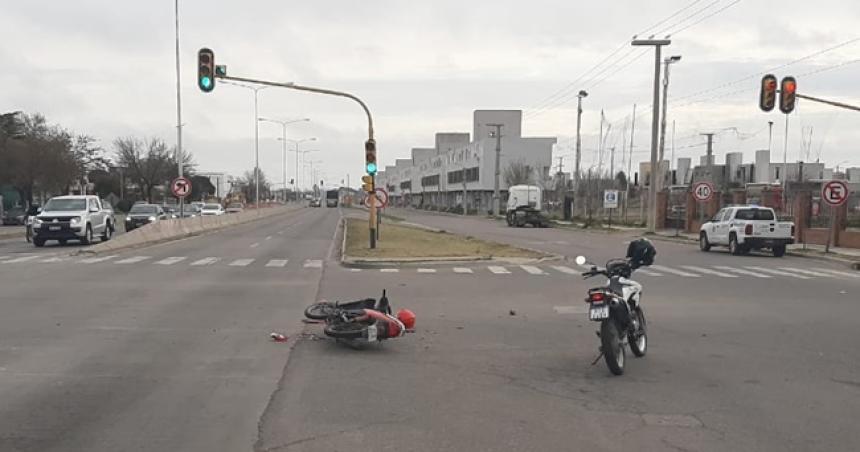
699,205,795,257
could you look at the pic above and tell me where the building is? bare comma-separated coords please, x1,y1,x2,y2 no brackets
375,110,556,212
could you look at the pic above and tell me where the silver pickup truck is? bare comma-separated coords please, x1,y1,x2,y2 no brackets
32,195,115,247
699,205,794,257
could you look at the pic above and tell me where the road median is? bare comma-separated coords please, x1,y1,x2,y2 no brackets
341,217,555,266
78,205,300,255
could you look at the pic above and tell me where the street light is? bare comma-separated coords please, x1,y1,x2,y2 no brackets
288,137,317,196
259,117,310,202
632,38,671,233
222,80,269,209
657,55,681,192
575,90,588,190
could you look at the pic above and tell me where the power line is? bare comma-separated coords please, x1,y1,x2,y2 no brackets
666,0,742,37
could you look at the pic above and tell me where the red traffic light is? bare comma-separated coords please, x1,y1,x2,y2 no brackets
759,74,777,112
779,76,797,114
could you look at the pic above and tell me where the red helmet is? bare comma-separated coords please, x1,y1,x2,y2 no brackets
396,309,416,330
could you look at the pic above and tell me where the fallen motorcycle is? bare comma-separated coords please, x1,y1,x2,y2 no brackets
304,290,415,344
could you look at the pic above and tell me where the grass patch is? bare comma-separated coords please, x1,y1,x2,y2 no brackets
344,217,545,259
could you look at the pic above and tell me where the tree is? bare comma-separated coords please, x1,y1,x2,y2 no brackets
503,160,534,186
114,137,174,203
236,169,270,203
615,171,627,189
190,175,216,200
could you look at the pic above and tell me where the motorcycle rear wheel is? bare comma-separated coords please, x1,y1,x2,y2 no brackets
628,308,647,357
601,320,625,376
324,321,369,340
304,302,335,320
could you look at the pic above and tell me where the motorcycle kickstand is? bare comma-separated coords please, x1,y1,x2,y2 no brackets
591,351,604,366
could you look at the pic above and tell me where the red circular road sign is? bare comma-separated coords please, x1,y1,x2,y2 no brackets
692,182,715,202
171,176,192,198
367,188,389,208
821,180,849,207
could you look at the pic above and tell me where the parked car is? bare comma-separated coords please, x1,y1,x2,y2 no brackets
200,203,226,216
2,206,26,225
699,205,795,257
181,204,201,218
32,195,114,247
226,203,245,214
309,198,322,208
162,205,179,219
125,204,168,232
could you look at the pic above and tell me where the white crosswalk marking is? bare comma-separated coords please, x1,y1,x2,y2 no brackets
813,268,860,278
453,267,473,274
650,265,701,278
635,268,663,277
304,259,323,268
3,255,40,263
417,268,437,273
714,266,771,278
265,236,272,241
779,267,834,278
680,266,737,278
265,259,288,268
552,265,579,275
488,266,511,274
191,257,220,266
250,243,259,248
0,256,11,261
520,265,546,275
80,255,117,264
349,268,362,272
116,256,151,264
40,256,69,263
744,266,810,279
155,257,187,265
229,259,254,267
380,268,399,273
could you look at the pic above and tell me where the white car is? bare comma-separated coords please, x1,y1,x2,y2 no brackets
699,205,795,257
32,195,114,247
200,203,226,216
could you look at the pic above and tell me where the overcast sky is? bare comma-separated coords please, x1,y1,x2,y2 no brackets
2,0,859,188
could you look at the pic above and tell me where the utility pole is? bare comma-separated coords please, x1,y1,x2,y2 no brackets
768,120,774,153
575,90,588,190
174,0,184,217
627,104,636,223
671,120,676,184
632,38,671,233
598,110,605,176
658,55,681,192
556,156,565,174
462,161,467,217
610,147,616,185
488,123,503,217
702,133,715,182
782,113,790,194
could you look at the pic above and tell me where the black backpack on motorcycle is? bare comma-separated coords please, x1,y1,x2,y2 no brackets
626,238,656,268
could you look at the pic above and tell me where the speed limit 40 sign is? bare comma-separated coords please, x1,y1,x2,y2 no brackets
692,182,715,202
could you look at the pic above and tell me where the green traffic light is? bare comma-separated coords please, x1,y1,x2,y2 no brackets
366,162,377,174
201,77,212,88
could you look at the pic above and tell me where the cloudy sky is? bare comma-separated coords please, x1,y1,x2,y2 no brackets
2,0,859,188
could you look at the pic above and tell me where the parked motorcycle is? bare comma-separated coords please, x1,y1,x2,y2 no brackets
577,238,656,375
304,290,415,344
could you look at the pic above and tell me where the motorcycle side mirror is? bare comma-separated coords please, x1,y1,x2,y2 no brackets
575,256,587,266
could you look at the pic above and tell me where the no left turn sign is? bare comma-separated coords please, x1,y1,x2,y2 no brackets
821,180,849,207
171,176,191,199
692,182,715,202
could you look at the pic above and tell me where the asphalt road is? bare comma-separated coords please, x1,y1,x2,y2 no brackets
2,206,860,451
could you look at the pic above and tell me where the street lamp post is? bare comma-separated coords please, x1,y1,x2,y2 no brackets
288,138,317,198
632,38,671,233
221,81,268,209
575,90,588,190
259,117,310,202
658,55,681,192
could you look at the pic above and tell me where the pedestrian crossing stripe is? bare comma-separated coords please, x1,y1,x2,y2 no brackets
191,257,220,266
813,268,860,278
488,266,511,274
303,260,323,268
651,265,700,278
520,265,546,275
417,268,437,273
155,257,187,265
266,259,289,268
679,266,737,278
744,266,810,279
116,256,150,264
40,256,69,263
2,255,40,263
635,268,664,277
453,267,473,274
229,259,254,267
551,265,579,275
714,266,771,278
380,268,399,273
80,255,117,264
779,267,834,278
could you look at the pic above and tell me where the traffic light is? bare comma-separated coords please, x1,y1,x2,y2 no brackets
361,175,374,193
365,139,377,175
759,74,777,112
779,76,797,114
198,48,215,93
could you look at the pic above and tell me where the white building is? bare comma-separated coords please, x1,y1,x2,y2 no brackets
376,110,556,212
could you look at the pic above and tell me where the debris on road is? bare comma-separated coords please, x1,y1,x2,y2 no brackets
270,332,288,342
509,310,517,316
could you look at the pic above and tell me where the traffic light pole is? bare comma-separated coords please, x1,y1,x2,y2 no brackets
214,73,378,248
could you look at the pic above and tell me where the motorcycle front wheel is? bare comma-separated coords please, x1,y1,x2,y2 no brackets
601,320,625,375
304,302,335,320
628,307,647,357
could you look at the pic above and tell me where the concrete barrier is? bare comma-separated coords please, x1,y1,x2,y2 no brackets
82,206,300,254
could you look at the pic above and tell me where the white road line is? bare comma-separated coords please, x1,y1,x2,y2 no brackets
635,268,664,277
349,268,362,272
191,257,220,266
380,268,399,273
116,256,150,264
265,236,272,241
40,256,69,263
779,267,835,278
650,265,701,278
453,267,473,274
552,265,579,275
520,265,547,275
714,266,772,278
155,257,187,266
813,267,860,278
0,256,12,261
80,255,117,264
303,259,323,268
3,255,40,263
744,266,810,279
229,259,254,267
417,268,437,273
250,243,259,248
266,259,289,268
488,266,511,274
680,266,737,278
278,231,285,235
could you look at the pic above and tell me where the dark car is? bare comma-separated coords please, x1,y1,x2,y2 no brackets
124,204,167,231
2,206,26,225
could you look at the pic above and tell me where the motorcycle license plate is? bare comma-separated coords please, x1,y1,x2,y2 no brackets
366,324,377,341
589,305,609,321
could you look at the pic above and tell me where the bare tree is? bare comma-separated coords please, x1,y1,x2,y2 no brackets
503,160,534,186
114,137,174,203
